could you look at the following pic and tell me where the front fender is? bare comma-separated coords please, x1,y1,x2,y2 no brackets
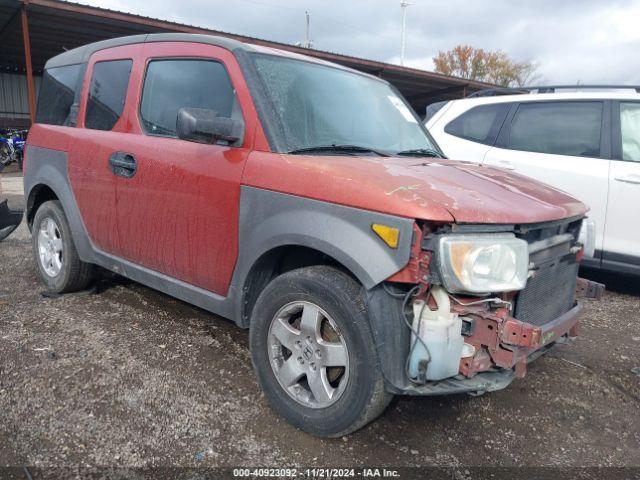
233,186,414,291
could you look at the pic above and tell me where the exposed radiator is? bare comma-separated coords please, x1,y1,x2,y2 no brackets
514,259,578,327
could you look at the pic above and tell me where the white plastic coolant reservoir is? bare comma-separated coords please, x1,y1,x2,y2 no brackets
409,286,471,381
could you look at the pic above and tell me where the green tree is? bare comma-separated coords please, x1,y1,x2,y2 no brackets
433,45,539,87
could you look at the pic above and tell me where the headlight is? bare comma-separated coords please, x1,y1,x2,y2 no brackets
438,234,529,293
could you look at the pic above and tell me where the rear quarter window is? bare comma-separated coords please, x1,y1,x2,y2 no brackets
36,64,84,126
444,103,509,145
85,60,133,131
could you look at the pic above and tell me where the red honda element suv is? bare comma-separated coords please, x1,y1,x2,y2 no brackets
24,34,602,437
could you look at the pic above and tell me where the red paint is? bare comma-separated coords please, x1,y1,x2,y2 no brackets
499,318,542,348
242,153,586,225
459,347,492,377
29,42,266,296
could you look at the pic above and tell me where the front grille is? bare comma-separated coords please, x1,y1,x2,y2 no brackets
514,259,578,326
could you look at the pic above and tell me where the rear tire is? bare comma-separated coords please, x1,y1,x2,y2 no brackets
249,265,392,437
31,200,94,293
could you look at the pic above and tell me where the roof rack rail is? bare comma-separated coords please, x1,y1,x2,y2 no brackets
467,87,529,97
468,84,640,98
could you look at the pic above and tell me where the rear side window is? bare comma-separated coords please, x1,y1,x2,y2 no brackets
508,102,603,157
140,59,239,137
85,60,133,131
444,103,509,145
36,64,84,126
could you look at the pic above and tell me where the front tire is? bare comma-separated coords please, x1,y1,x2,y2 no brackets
31,200,94,293
249,266,392,437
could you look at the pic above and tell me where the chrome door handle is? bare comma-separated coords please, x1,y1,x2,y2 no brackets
614,175,640,185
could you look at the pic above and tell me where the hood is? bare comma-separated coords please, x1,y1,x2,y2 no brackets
243,153,587,224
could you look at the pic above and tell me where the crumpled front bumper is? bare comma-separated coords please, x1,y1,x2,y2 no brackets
496,302,583,378
0,199,22,241
399,304,581,397
393,277,604,397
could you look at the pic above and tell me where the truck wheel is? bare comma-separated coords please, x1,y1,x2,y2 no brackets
249,266,392,437
32,200,93,293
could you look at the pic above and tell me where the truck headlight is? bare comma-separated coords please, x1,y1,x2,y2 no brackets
438,234,529,293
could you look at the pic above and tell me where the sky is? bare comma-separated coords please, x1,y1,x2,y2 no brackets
78,0,640,84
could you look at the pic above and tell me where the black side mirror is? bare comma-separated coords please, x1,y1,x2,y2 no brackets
176,107,243,145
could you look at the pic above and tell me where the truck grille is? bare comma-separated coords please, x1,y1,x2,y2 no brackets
514,259,578,327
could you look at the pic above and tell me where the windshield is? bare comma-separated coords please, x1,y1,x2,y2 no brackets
251,54,440,155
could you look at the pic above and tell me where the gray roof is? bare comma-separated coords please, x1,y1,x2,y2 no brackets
45,33,258,69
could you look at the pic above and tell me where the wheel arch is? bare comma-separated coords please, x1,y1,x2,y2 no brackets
26,183,59,229
238,243,357,328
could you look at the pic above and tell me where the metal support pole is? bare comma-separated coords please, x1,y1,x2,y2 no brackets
400,1,410,66
21,4,36,124
302,11,312,49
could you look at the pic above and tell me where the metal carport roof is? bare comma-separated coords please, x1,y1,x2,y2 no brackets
0,0,493,126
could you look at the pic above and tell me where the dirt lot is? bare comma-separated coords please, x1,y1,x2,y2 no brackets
1,169,639,475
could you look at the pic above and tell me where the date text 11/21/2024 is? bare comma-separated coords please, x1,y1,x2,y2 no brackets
232,468,401,478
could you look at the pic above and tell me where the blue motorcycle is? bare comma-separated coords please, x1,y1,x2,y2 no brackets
0,129,27,170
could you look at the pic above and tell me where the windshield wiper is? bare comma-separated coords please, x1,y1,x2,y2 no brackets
287,144,390,157
395,148,444,158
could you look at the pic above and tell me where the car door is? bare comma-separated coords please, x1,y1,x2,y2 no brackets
602,100,640,272
110,42,258,296
483,100,610,260
68,44,140,255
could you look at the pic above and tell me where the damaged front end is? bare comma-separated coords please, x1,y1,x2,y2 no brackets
372,217,604,397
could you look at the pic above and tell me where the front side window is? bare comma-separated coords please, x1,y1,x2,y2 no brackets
444,103,509,145
36,64,84,126
85,60,132,131
508,102,603,157
251,54,439,154
620,102,640,162
140,59,240,137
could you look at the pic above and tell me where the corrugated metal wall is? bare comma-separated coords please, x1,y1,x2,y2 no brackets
0,72,41,122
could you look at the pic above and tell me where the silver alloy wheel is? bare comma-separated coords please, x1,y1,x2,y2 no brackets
268,301,350,409
37,217,63,277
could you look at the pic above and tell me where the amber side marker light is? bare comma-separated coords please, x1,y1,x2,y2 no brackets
372,223,400,249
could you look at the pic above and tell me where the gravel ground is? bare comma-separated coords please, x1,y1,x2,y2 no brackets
1,170,639,475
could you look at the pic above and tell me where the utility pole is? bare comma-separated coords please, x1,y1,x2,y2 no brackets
400,1,411,66
302,11,313,48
